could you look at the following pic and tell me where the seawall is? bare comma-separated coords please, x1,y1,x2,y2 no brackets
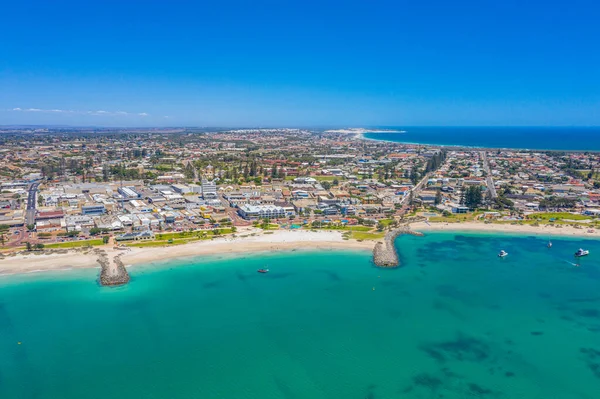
373,226,424,268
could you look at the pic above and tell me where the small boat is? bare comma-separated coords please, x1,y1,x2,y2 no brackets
574,248,589,258
547,241,552,248
257,268,269,273
498,250,508,258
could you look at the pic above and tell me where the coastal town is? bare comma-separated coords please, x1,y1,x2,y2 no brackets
1,127,600,280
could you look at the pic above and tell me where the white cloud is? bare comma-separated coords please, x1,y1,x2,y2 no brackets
10,107,151,117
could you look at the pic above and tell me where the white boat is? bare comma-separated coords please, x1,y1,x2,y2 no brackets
547,241,552,248
574,248,589,257
498,250,508,258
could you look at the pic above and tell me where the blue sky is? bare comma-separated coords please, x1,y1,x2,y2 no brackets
1,0,599,127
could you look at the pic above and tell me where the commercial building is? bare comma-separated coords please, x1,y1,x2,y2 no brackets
81,204,106,215
201,179,218,199
238,204,295,220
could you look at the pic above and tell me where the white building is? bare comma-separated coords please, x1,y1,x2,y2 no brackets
202,179,218,199
238,204,294,220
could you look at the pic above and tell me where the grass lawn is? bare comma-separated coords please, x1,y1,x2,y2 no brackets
378,218,395,227
45,239,104,249
528,212,590,221
304,225,373,232
127,228,234,248
259,224,280,230
351,231,385,240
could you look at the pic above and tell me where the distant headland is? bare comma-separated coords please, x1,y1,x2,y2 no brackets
323,128,407,134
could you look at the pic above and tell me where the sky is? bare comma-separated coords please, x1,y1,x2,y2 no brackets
1,0,599,127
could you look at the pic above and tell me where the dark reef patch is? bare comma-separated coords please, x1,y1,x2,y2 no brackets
467,382,495,396
273,376,297,399
202,280,221,289
420,334,491,364
413,373,443,391
580,348,600,379
576,309,600,319
315,269,342,282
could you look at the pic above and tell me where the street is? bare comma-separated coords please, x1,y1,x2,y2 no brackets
26,181,40,227
480,151,498,199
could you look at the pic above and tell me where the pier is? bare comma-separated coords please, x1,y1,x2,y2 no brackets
373,226,424,267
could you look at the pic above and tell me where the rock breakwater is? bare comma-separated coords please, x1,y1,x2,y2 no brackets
97,250,130,286
373,226,424,267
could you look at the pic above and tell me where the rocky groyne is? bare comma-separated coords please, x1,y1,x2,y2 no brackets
373,226,424,268
97,250,130,286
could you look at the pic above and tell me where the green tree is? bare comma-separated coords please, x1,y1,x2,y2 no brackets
25,241,32,251
321,181,332,190
464,186,483,209
102,236,110,244
434,189,442,205
35,243,45,250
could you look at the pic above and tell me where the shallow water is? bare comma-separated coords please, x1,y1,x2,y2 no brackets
1,233,599,398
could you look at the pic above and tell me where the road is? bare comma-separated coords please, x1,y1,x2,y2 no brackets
25,181,40,227
480,151,497,199
400,172,431,205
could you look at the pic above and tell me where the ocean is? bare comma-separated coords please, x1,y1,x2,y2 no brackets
362,127,600,151
1,232,599,399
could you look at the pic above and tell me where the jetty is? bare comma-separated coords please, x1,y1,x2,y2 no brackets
96,249,130,286
373,226,424,267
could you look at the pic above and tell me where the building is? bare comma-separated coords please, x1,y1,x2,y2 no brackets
238,204,294,220
201,179,218,199
81,204,106,215
118,186,141,199
115,230,155,241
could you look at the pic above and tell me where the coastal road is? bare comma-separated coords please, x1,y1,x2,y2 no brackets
25,181,40,227
480,151,497,199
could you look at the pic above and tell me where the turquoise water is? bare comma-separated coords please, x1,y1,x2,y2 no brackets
1,233,600,398
363,127,600,151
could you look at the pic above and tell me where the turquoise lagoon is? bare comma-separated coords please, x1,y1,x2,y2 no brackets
1,232,600,398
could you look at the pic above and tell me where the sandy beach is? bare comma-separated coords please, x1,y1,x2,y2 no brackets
0,251,100,275
410,221,600,238
1,224,598,278
122,230,374,266
0,230,374,277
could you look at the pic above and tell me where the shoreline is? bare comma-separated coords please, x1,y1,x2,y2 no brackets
360,133,600,153
0,230,374,278
1,223,598,279
410,221,600,238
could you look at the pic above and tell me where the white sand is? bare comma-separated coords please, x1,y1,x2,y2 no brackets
0,230,375,276
3,222,596,278
0,251,100,275
411,221,600,237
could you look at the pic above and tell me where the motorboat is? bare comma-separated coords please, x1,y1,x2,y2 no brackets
498,250,508,258
257,268,269,273
547,241,552,248
574,248,589,257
